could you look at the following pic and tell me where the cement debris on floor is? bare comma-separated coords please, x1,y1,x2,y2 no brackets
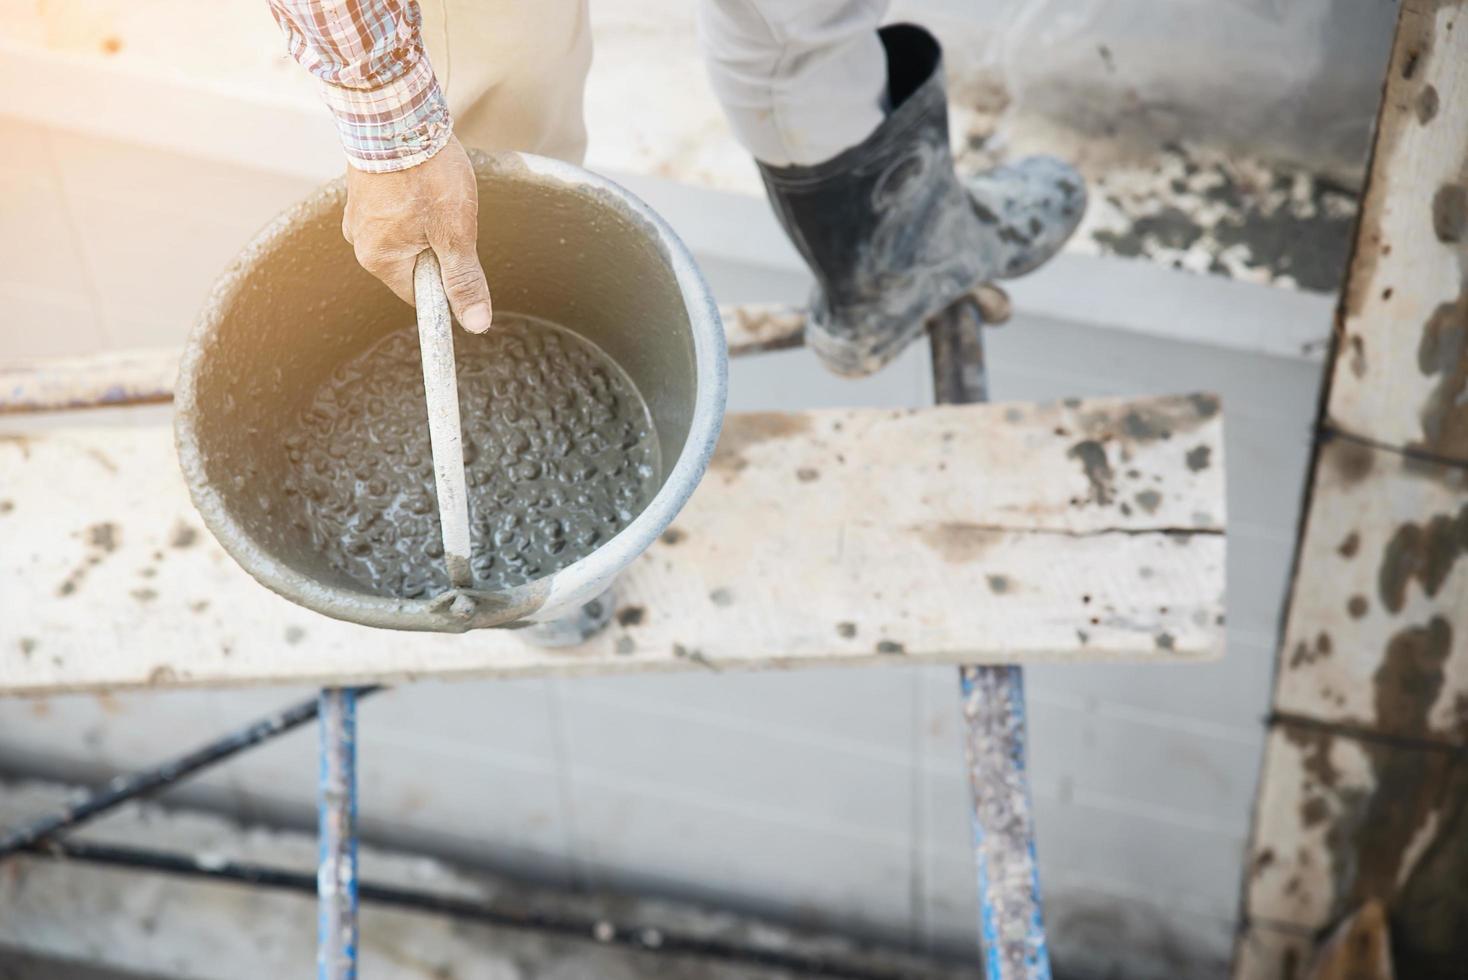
1065,142,1358,293
928,109,1360,295
0,781,971,980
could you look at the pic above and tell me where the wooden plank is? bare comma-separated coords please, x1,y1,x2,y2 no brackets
0,304,813,416
1244,722,1468,975
1271,439,1468,743
1325,1,1468,463
1235,909,1394,980
1240,6,1468,978
0,348,177,415
0,393,1224,695
722,303,807,357
1246,725,1375,932
1305,901,1395,980
1232,924,1313,980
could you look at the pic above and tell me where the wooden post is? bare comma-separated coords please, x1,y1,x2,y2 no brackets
1236,3,1468,977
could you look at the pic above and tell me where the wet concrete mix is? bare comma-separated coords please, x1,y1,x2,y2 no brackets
281,315,660,598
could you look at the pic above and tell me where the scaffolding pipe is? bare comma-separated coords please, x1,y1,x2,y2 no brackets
928,296,1050,980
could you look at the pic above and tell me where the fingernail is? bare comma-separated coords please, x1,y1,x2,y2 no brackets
462,303,492,334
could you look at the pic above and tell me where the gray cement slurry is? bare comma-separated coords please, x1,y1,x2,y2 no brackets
283,315,660,598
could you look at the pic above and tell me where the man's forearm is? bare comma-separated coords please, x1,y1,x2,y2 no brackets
268,0,452,172
268,0,491,331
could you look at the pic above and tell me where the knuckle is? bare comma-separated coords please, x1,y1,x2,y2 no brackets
352,242,395,276
440,259,486,295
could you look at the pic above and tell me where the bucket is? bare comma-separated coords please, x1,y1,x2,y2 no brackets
175,151,727,635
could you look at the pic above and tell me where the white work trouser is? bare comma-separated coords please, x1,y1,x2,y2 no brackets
436,0,890,168
696,0,891,166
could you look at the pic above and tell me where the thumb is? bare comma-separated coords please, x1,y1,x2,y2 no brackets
434,243,494,335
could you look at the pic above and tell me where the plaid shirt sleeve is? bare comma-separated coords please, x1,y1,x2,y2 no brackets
268,0,453,172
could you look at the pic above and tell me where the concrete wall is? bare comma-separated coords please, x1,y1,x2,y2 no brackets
903,0,1398,181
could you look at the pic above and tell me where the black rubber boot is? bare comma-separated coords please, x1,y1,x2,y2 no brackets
757,24,1086,377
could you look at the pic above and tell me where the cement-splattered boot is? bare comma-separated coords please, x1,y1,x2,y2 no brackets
757,24,1086,377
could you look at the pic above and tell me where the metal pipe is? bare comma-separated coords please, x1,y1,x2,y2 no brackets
0,687,380,860
23,838,932,980
958,665,1049,978
928,297,1050,980
317,687,361,980
0,289,1012,416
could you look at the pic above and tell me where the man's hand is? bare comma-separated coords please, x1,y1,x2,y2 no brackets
343,136,493,334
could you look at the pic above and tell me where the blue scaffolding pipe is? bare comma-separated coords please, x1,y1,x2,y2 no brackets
317,687,361,980
929,297,1050,980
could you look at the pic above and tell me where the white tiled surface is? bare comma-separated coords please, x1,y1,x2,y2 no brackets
0,118,318,358
1,121,108,357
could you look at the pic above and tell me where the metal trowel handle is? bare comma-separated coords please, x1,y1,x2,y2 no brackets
413,251,474,590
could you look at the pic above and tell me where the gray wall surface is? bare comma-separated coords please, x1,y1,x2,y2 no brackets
903,0,1398,180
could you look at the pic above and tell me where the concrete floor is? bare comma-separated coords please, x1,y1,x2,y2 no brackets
0,780,969,980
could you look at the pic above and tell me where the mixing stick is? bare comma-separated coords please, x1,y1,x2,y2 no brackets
412,251,475,590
